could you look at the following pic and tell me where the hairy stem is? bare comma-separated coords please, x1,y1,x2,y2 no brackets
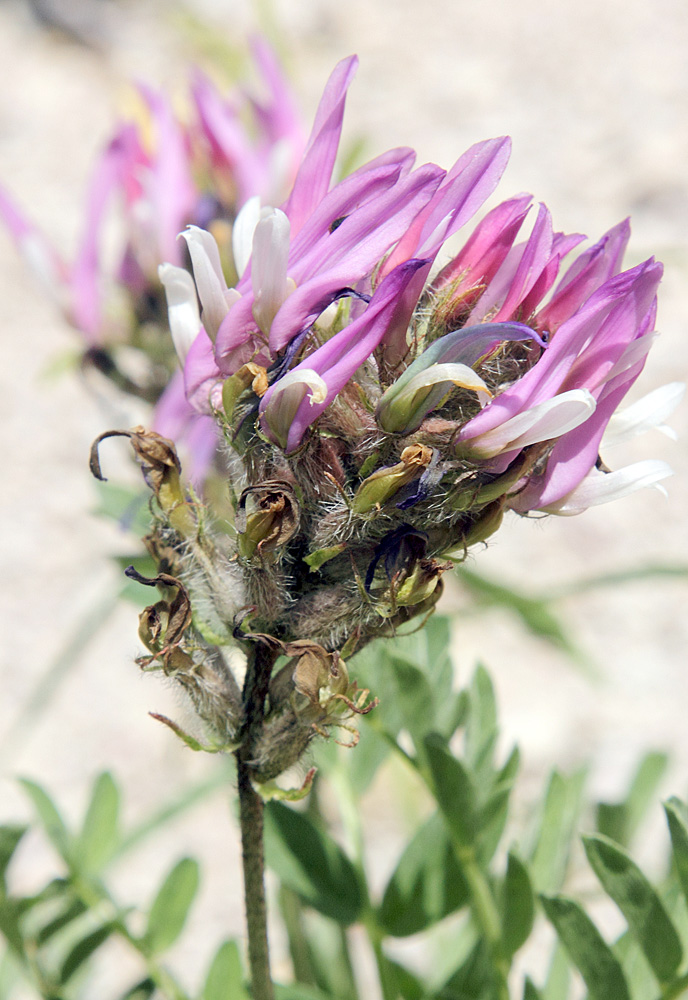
235,642,278,1000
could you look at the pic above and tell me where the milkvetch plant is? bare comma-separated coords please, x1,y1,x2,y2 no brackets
83,52,682,1000
1,34,684,1000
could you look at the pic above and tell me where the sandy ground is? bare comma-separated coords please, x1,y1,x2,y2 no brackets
1,0,688,996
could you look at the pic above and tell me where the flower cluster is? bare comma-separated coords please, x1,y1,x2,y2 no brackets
1,38,305,481
94,55,679,782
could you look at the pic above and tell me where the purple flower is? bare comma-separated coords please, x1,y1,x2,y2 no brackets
163,54,677,520
0,41,304,354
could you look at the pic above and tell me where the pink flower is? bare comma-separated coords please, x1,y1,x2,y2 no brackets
162,54,676,518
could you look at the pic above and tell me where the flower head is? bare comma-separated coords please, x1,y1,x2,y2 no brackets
100,52,681,781
167,57,675,535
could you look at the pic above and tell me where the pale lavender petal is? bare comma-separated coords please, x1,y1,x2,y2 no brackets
603,382,685,446
232,195,262,278
281,56,359,236
561,293,659,393
287,162,444,285
516,230,585,321
181,226,237,340
262,165,444,355
459,259,663,442
192,70,265,202
463,389,597,459
182,414,221,486
381,137,512,277
248,36,305,153
70,126,134,339
158,262,201,362
0,182,67,298
286,151,415,267
534,460,673,515
183,326,223,414
138,84,197,264
536,218,631,330
252,207,292,334
153,368,197,438
153,371,219,487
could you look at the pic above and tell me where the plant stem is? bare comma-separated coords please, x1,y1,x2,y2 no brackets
235,642,278,1000
659,970,688,1000
364,917,397,1000
455,846,509,1000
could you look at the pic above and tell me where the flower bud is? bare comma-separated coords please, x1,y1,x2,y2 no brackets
90,427,195,536
125,567,193,654
352,444,433,514
236,480,300,560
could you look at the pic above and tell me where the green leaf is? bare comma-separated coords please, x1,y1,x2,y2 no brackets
19,780,71,862
36,897,87,944
596,803,628,845
203,940,248,1000
464,666,497,780
351,615,456,741
623,752,669,839
664,798,688,905
145,857,200,955
118,978,156,1000
455,567,583,662
385,657,435,743
378,812,468,936
0,899,25,957
264,803,363,925
436,939,494,999
59,923,113,984
542,940,570,1000
541,894,630,1000
529,769,587,893
274,985,334,1000
76,772,120,874
583,834,682,982
614,928,658,1000
501,851,534,957
423,734,477,848
388,958,424,1000
0,827,27,889
476,747,520,866
596,752,669,848
523,979,543,1000
347,723,390,794
0,949,22,1000
291,910,358,999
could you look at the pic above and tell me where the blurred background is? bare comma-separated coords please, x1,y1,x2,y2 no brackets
1,0,687,993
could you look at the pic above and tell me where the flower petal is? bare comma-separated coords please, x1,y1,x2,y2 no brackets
261,369,328,448
377,362,490,433
603,382,685,446
281,56,359,236
260,259,428,451
181,225,237,340
540,460,674,515
251,207,292,334
462,389,597,459
232,195,262,278
159,262,201,362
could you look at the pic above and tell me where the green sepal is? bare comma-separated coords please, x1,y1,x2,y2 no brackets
149,713,238,753
304,544,347,572
257,768,316,802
